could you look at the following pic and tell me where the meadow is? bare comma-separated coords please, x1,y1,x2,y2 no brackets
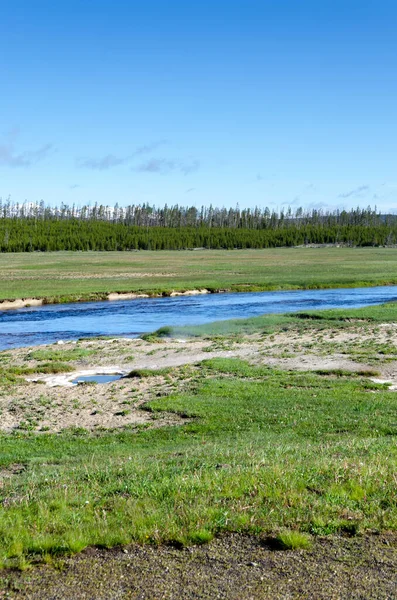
0,247,397,302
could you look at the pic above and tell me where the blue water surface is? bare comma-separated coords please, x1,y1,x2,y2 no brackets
0,285,396,350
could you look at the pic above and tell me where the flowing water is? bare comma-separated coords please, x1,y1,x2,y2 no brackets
0,285,397,351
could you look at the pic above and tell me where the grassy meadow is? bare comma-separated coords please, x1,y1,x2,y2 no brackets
0,247,397,302
0,302,397,568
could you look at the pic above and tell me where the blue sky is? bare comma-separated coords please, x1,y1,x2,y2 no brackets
1,0,396,212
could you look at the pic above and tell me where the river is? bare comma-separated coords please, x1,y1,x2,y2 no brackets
0,285,396,350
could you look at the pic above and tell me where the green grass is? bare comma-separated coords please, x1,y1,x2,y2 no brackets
25,348,97,362
0,357,396,565
314,368,381,377
145,301,397,339
272,531,313,550
4,363,74,376
0,248,397,302
0,363,74,385
125,367,172,378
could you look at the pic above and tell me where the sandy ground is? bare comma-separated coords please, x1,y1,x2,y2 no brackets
0,289,211,310
0,298,43,310
1,321,396,434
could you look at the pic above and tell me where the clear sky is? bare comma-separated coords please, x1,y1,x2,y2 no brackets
1,0,396,212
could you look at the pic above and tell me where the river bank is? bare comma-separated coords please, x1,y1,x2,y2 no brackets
1,247,397,310
0,289,212,311
1,280,397,312
1,308,397,433
2,284,397,351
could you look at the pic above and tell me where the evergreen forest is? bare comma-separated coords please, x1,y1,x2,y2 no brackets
0,199,396,252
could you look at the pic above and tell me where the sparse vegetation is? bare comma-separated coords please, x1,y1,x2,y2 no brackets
25,349,96,362
126,367,172,378
271,531,313,551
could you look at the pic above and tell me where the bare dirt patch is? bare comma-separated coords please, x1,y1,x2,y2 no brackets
0,298,43,311
107,292,149,300
2,533,397,599
0,370,183,433
0,464,25,487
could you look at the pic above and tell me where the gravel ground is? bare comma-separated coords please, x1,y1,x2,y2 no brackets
1,533,396,599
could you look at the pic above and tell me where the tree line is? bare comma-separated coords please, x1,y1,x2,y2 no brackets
0,199,396,251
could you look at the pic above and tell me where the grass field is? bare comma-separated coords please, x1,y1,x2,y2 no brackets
0,247,397,302
0,302,397,570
